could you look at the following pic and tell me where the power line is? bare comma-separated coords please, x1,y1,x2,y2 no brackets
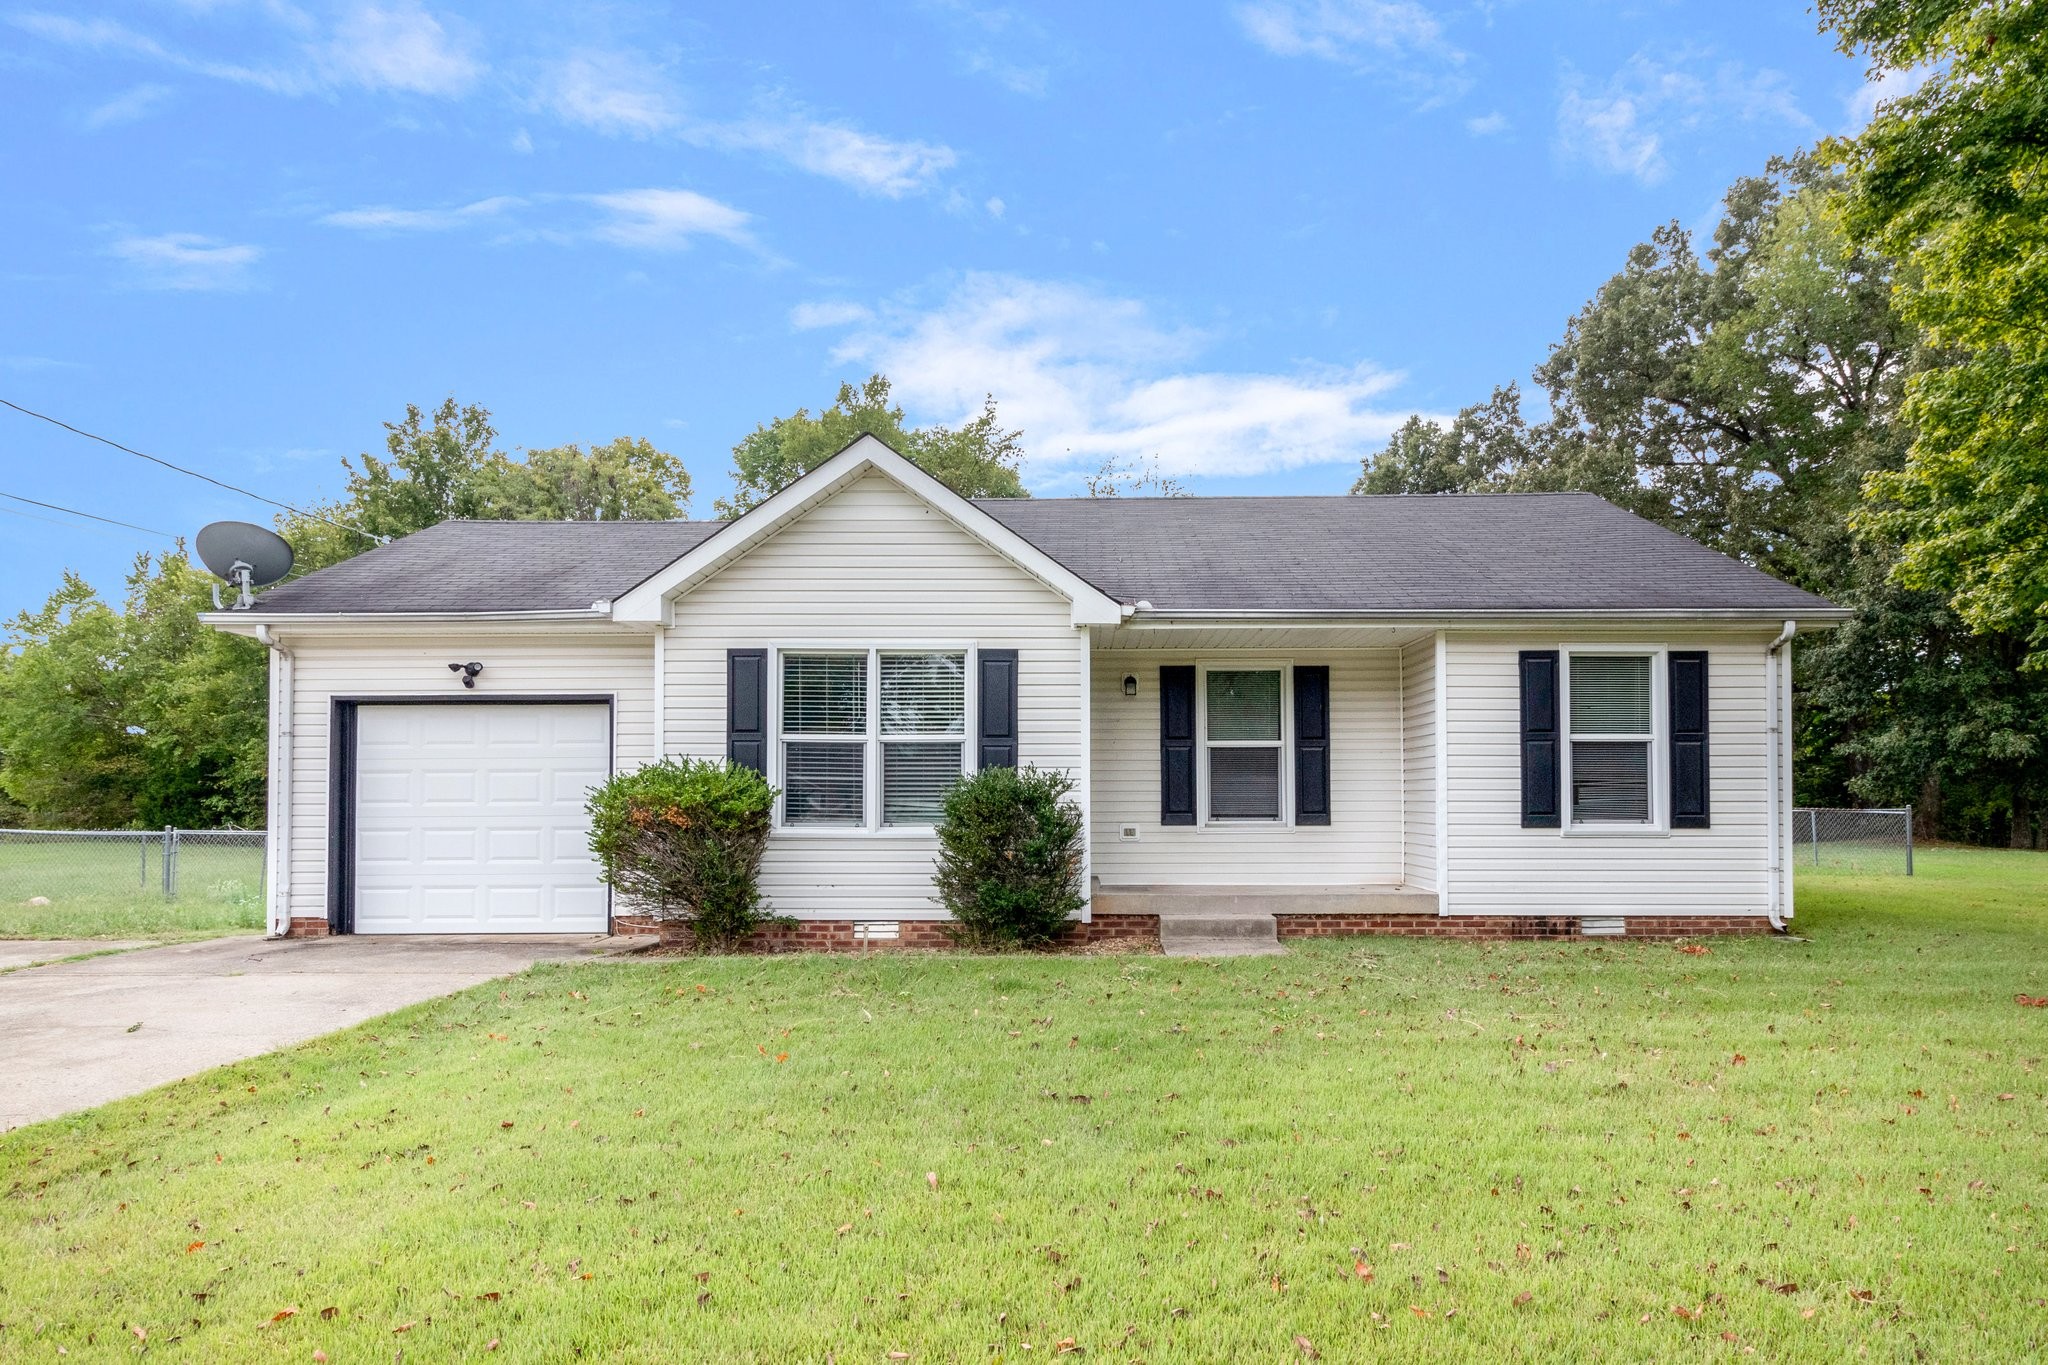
0,489,178,540
0,501,165,545
0,397,384,544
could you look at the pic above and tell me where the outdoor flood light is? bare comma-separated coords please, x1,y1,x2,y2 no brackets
449,661,484,688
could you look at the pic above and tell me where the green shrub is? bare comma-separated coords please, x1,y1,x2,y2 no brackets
933,764,1086,949
587,759,778,951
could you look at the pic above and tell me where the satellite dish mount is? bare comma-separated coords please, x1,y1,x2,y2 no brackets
195,521,295,611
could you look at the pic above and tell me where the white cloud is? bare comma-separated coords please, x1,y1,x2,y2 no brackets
318,188,756,253
1559,53,1815,185
584,188,753,250
822,274,1413,480
322,3,481,97
1464,110,1507,136
320,195,522,231
83,82,174,128
107,232,261,290
1846,65,1932,127
790,300,874,330
1235,0,1467,100
13,4,481,100
541,49,680,136
699,118,958,198
985,195,1006,218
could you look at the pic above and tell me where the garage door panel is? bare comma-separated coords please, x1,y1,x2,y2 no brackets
353,703,610,935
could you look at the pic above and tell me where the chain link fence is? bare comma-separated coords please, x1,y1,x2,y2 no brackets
1790,807,1914,875
0,828,267,936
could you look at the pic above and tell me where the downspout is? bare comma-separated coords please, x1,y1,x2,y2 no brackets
1765,620,1797,930
256,625,293,938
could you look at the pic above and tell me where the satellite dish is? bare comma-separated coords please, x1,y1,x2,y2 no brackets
196,521,294,610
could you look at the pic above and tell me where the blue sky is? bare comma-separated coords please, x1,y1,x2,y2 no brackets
2,1,1888,615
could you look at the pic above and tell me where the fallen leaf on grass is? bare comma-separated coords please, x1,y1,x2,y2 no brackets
1676,944,1710,955
1801,1308,1817,1319
313,1351,328,1363
1849,1289,1874,1302
319,1307,338,1320
1513,1291,1533,1306
500,1121,514,1129
128,1325,146,1342
1731,1054,1747,1066
887,1353,910,1361
270,1307,298,1324
1409,1306,1431,1319
486,1341,500,1352
1055,1339,1081,1355
2016,994,2048,1008
1353,1260,1374,1282
1672,1305,1701,1320
186,1240,205,1254
393,1321,415,1333
1295,1335,1319,1359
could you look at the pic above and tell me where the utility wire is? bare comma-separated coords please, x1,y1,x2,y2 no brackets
0,397,384,543
0,501,168,545
0,489,178,540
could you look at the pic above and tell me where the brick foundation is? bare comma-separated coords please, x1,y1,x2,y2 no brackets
290,909,1771,945
1275,913,1776,941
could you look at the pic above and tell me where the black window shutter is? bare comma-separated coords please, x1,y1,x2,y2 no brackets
1669,650,1710,829
1293,665,1331,825
977,649,1019,769
726,649,767,773
1160,665,1196,826
1519,650,1561,828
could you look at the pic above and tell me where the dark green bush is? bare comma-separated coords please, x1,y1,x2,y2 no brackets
933,764,1086,949
587,758,777,950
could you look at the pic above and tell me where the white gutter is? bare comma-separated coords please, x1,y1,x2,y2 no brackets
1120,608,1853,624
1765,619,1797,930
255,624,293,938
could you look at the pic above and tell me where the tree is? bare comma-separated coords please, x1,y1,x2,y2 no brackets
1083,455,1190,497
1351,385,1532,495
1822,0,2048,669
0,556,267,828
475,438,692,521
718,374,1027,517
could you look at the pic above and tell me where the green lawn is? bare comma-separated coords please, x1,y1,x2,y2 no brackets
1,850,2043,1361
0,834,264,940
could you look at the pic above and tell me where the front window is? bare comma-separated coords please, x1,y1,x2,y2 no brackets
1204,668,1284,820
778,649,967,829
1568,653,1654,824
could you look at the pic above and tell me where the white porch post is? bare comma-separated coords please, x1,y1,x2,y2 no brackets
1434,629,1450,916
1077,626,1094,922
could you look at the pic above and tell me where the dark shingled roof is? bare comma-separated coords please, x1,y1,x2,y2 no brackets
247,493,1838,617
249,519,723,614
971,493,1836,615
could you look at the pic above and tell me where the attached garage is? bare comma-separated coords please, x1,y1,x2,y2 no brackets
335,700,612,934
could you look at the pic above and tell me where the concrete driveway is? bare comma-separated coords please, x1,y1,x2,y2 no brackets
0,934,620,1132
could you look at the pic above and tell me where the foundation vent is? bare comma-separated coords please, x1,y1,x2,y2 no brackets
1580,916,1626,937
852,921,901,943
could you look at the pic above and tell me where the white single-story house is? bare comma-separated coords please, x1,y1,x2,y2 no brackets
204,435,1845,945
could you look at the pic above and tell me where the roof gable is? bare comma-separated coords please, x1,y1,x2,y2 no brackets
608,436,1126,626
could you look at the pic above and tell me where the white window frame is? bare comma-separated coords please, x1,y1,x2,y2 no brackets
770,645,976,836
1195,660,1293,826
1559,645,1668,835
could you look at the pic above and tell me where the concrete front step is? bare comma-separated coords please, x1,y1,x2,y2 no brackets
1160,935,1286,958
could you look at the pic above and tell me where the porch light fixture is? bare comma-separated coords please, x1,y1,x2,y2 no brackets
1122,674,1138,697
449,661,484,688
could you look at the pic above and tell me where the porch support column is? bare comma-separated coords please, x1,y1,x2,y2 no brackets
1435,629,1450,916
1077,626,1094,922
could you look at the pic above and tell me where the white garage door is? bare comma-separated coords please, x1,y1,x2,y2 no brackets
354,703,611,934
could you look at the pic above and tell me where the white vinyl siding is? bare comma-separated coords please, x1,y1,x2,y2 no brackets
281,627,653,919
660,470,1085,918
1090,648,1403,886
1400,636,1438,891
1444,630,1775,916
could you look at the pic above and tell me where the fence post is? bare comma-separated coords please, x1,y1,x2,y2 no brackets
163,826,177,900
1904,806,1913,877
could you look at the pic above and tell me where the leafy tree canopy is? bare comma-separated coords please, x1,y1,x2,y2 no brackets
718,374,1027,517
1822,0,2048,668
